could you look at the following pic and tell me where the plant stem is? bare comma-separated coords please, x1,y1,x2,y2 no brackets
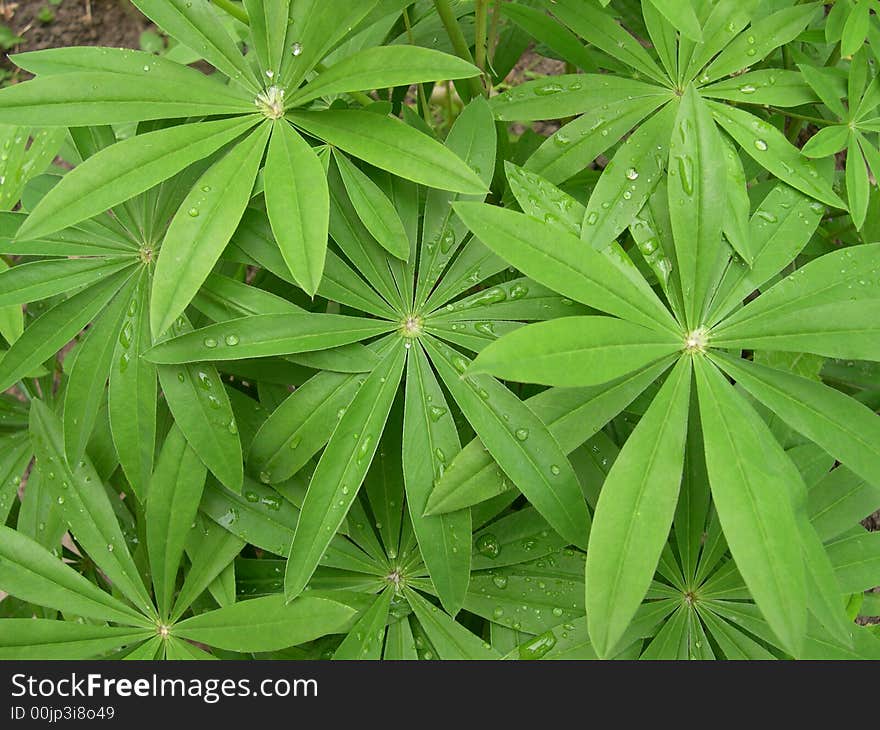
475,0,489,75
404,5,434,129
432,0,484,99
211,0,248,25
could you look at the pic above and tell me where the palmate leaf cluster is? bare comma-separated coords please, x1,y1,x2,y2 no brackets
0,0,879,660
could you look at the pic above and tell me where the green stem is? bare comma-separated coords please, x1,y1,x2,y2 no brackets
768,108,833,127
432,0,484,99
211,0,249,25
475,0,489,75
404,5,434,129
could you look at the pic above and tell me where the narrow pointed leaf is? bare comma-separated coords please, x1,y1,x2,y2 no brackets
264,121,329,295
586,357,691,657
151,123,270,336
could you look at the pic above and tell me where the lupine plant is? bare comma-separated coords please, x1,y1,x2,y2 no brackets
0,0,879,660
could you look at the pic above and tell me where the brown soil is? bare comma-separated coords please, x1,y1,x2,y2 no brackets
1,0,149,81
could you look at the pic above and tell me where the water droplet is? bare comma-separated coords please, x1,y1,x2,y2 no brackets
625,167,639,180
492,575,508,589
515,428,529,441
676,155,694,195
187,208,199,217
754,138,768,151
356,434,374,463
518,630,557,660
586,212,599,225
225,334,240,346
107,543,114,552
439,228,456,253
552,606,564,617
550,464,561,476
476,533,501,558
428,405,447,422
738,84,756,94
535,81,564,96
291,42,303,56
204,337,218,348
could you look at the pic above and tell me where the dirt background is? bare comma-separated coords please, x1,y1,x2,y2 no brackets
1,0,149,78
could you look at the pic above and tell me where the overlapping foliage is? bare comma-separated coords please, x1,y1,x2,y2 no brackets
0,0,879,660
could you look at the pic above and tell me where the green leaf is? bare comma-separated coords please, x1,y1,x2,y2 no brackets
424,336,590,549
453,202,678,334
287,110,486,194
403,344,470,615
151,123,270,336
0,620,152,660
0,526,148,626
264,121,329,295
501,3,599,74
284,343,406,600
694,357,807,656
0,434,30,524
0,258,23,345
801,125,849,158
109,269,156,501
415,96,496,308
62,274,136,464
701,4,820,83
156,317,242,492
406,588,500,660
546,0,668,84
428,360,672,513
669,86,727,327
712,243,880,359
827,531,880,593
248,369,364,486
242,0,290,76
707,184,824,326
709,102,845,209
145,313,393,364
646,0,702,42
526,94,668,185
847,134,871,230
714,354,880,495
470,316,682,387
580,102,676,250
702,70,818,109
147,426,207,619
173,517,244,622
0,69,255,126
28,400,155,618
174,595,357,652
130,0,258,90
289,46,479,106
335,152,409,260
332,590,393,660
0,257,133,308
489,73,667,121
586,357,691,657
19,116,261,240
0,267,131,393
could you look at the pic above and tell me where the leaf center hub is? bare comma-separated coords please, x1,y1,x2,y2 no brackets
684,327,709,354
400,315,424,338
255,86,286,120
